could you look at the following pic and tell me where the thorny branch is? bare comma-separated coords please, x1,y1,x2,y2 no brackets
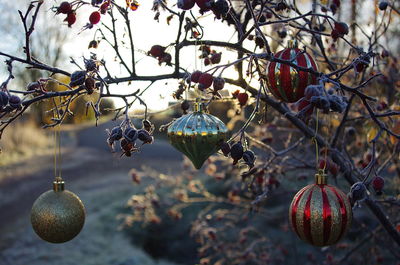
1,0,400,254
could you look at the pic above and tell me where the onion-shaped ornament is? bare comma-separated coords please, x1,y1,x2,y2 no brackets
289,170,352,246
266,40,318,103
168,101,228,169
31,178,85,243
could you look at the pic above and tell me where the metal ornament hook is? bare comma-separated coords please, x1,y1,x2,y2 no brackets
315,169,327,185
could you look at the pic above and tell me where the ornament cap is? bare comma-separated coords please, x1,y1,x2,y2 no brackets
315,169,327,185
287,40,298,49
194,99,204,112
53,177,65,192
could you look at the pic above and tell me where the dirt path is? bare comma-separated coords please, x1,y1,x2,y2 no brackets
0,124,183,265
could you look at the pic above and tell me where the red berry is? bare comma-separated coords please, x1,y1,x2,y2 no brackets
58,2,72,14
334,22,349,35
219,141,231,156
333,0,341,7
213,77,225,91
329,162,339,176
138,129,153,144
230,142,244,165
237,92,248,106
275,2,287,11
319,158,330,170
158,53,172,66
148,45,165,58
26,82,41,92
181,100,190,112
381,49,389,58
195,0,213,11
330,4,338,14
65,12,76,27
210,52,222,64
256,175,264,185
372,176,384,194
9,95,21,109
305,85,322,100
232,90,240,98
177,0,195,10
204,57,211,66
355,62,367,72
89,11,101,25
377,101,387,111
190,70,202,83
379,1,388,10
198,73,213,90
242,150,256,168
330,29,340,41
100,2,110,14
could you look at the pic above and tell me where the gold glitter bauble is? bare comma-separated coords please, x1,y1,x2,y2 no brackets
168,102,228,169
289,171,352,247
31,179,85,243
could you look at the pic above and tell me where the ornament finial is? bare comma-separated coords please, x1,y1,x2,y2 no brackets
315,169,327,185
53,177,65,192
287,40,298,49
194,98,204,112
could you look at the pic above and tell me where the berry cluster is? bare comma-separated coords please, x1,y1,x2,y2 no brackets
198,46,222,66
69,59,100,94
349,176,385,205
148,45,172,66
190,71,225,99
296,84,347,120
220,141,256,168
318,158,339,177
253,169,280,189
56,1,76,27
55,1,110,28
0,91,22,112
232,90,249,107
177,0,229,18
107,119,154,157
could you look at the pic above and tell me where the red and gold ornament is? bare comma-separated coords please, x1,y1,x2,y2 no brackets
266,41,318,103
289,170,352,246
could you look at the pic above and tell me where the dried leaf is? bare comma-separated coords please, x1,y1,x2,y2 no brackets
367,126,378,143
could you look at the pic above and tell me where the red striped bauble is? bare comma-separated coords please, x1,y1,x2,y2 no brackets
289,172,352,247
266,41,318,103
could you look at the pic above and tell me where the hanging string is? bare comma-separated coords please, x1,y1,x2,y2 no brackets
54,123,57,179
57,124,62,179
52,98,62,181
312,109,321,170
